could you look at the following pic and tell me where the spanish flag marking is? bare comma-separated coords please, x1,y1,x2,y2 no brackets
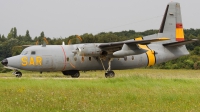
176,23,184,41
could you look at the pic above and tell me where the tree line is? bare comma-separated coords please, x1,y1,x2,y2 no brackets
0,27,200,72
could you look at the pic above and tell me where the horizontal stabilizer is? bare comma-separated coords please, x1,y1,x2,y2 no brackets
163,39,198,47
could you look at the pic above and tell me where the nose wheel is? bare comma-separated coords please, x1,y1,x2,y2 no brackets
13,71,22,78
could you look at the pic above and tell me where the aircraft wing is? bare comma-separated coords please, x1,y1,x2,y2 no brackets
98,38,169,52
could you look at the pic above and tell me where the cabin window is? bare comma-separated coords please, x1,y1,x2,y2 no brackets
82,57,84,62
74,57,77,61
31,51,36,55
132,56,134,60
124,56,127,61
89,57,91,61
21,51,28,55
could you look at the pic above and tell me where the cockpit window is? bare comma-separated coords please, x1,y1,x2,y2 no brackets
31,51,36,55
21,51,28,55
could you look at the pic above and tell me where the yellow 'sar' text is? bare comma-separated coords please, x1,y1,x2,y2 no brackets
21,56,42,66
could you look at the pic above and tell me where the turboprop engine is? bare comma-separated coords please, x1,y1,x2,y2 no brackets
113,49,147,57
72,44,107,56
113,44,147,57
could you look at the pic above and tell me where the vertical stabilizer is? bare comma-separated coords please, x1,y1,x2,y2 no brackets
159,2,184,42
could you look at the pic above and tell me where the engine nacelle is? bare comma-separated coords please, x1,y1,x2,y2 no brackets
113,49,147,57
76,44,106,56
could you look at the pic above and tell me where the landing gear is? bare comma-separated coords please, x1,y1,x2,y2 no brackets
105,71,115,78
13,71,22,78
62,70,80,78
71,72,80,78
100,58,115,78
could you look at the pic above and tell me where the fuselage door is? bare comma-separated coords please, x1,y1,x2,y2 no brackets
42,55,54,71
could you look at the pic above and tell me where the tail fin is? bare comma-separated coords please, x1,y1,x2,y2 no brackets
159,2,184,42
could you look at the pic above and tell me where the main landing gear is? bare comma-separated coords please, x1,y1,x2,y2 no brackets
105,71,115,78
13,70,22,78
100,58,115,78
62,70,80,78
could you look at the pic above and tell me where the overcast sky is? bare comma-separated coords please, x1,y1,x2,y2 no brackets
0,0,200,38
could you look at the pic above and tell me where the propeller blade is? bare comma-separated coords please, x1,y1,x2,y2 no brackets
43,37,48,44
68,39,72,45
76,35,83,42
36,40,39,45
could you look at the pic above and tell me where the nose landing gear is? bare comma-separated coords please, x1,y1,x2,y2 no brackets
13,71,22,78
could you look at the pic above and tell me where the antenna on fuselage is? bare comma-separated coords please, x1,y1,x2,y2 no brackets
42,42,46,47
42,37,48,47
62,41,65,45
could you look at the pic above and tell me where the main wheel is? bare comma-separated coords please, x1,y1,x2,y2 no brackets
105,71,115,78
71,71,80,78
15,71,22,78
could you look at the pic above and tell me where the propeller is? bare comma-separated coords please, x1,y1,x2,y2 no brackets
67,35,83,45
76,35,82,42
36,40,39,45
67,35,85,62
67,39,71,45
41,37,49,47
43,37,49,44
72,47,85,63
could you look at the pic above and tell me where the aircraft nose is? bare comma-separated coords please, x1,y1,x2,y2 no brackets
1,59,8,66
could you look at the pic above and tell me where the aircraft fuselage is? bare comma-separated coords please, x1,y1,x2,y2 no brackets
5,43,189,72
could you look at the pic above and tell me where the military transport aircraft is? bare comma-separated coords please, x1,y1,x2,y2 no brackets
1,2,198,78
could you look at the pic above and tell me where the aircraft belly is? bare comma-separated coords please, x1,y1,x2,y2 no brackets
112,55,148,70
70,57,104,70
64,54,149,71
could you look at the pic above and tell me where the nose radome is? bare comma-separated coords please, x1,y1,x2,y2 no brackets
1,59,8,66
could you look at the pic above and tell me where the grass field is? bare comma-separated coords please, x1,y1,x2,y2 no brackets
0,69,200,112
